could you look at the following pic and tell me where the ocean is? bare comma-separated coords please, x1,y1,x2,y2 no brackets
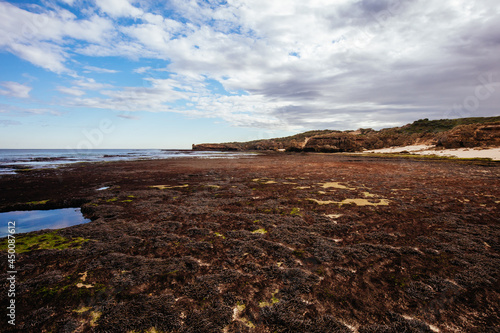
0,149,255,175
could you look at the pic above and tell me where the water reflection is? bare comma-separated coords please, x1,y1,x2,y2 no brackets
0,208,90,237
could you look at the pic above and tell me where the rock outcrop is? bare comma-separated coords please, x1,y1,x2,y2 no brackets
436,124,500,148
301,133,363,152
192,143,239,151
192,117,500,152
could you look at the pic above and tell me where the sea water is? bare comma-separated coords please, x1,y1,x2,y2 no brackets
0,149,255,175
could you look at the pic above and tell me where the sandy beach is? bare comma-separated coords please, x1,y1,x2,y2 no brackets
0,154,499,332
362,145,500,161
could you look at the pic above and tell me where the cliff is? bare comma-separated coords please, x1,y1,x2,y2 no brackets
192,116,500,152
191,143,239,151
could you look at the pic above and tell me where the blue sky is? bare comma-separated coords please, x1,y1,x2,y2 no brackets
0,0,499,149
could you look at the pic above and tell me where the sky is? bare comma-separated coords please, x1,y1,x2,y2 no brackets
0,0,499,149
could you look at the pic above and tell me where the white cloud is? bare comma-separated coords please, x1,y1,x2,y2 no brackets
7,41,68,74
1,0,499,131
65,77,194,112
118,114,140,120
94,0,143,18
57,78,114,98
52,0,500,129
57,86,86,96
0,2,114,73
23,108,62,116
133,66,151,74
73,78,113,90
60,0,75,5
0,82,32,99
83,65,119,73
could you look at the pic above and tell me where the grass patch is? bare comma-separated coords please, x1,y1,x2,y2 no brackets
106,198,118,202
252,228,268,234
0,231,89,253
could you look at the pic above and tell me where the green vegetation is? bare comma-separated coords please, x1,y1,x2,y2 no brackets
90,311,101,326
35,285,67,298
399,116,500,134
292,249,305,258
15,168,34,173
26,199,49,205
227,130,336,146
236,301,245,310
214,232,226,239
252,228,268,234
127,328,166,333
240,317,256,329
259,289,280,307
106,198,118,202
0,232,89,253
73,306,91,313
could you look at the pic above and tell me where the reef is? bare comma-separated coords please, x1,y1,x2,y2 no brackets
0,153,499,332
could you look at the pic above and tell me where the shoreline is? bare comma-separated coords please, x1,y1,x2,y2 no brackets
0,154,499,332
360,145,500,160
0,150,258,176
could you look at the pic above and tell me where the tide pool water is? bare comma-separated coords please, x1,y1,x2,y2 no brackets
0,208,90,237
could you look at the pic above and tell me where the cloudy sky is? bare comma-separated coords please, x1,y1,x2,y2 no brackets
0,0,499,149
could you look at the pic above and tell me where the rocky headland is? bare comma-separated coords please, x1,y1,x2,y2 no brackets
192,116,500,153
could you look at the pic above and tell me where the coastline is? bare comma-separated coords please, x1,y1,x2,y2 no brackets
0,154,499,332
0,149,256,175
360,145,500,161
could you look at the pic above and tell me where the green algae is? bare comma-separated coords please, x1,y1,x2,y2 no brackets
307,198,390,206
0,231,89,253
26,199,49,205
259,289,280,307
214,232,226,239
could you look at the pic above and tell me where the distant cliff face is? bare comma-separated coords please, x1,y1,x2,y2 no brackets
436,124,500,148
192,143,239,151
301,134,364,152
192,117,500,152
